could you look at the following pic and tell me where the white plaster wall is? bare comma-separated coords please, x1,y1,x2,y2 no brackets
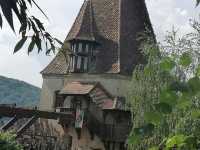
39,73,130,150
40,73,130,111
64,74,131,97
39,76,64,111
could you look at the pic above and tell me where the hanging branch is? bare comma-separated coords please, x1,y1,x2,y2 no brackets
0,0,63,54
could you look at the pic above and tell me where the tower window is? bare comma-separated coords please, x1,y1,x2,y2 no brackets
84,57,88,71
69,41,95,73
77,56,82,69
78,43,83,52
85,44,89,53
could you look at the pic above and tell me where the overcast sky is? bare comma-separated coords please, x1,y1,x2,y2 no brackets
0,0,199,87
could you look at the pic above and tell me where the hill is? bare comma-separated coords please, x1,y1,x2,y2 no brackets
0,76,40,107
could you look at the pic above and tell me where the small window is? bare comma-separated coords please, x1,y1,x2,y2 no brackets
84,57,88,71
78,43,82,52
81,57,84,71
77,56,82,69
69,56,76,72
85,44,89,53
70,57,73,70
73,43,76,52
69,41,95,73
82,43,86,53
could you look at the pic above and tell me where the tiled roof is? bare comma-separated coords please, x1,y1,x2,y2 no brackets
66,0,96,42
59,81,117,110
40,51,68,75
41,0,154,75
59,82,96,95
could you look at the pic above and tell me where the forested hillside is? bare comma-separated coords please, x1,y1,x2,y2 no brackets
0,76,40,107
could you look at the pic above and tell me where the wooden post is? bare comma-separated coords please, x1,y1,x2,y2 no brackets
16,116,37,138
0,116,18,131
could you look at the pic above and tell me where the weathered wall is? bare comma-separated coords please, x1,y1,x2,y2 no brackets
39,76,64,111
67,127,106,150
39,73,130,150
40,73,130,111
64,73,131,97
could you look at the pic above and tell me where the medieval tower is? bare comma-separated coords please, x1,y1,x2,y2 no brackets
39,0,154,149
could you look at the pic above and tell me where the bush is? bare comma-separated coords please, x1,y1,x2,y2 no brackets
0,132,23,150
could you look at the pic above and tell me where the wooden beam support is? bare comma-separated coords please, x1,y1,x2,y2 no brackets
0,106,73,120
0,116,18,131
16,116,37,138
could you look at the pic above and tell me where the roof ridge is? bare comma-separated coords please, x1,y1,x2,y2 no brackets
89,0,95,40
118,0,121,73
65,0,88,41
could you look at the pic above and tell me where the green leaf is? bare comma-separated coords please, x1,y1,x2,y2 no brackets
184,136,197,146
149,147,159,150
0,14,2,28
169,81,190,92
128,135,141,146
14,36,28,53
179,52,192,67
32,16,45,31
144,112,163,125
1,1,15,31
28,39,35,54
134,123,155,136
188,77,200,94
195,65,200,77
177,96,192,110
160,57,175,71
191,110,200,119
155,102,172,114
54,38,63,45
144,123,155,135
196,0,200,6
166,135,186,148
160,90,178,106
35,35,42,52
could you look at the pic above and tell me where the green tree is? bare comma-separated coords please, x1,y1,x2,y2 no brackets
128,18,200,150
0,132,23,150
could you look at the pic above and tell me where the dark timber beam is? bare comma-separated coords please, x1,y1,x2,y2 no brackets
0,116,18,131
0,106,73,120
16,116,37,138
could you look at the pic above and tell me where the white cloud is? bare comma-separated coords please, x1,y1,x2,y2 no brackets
146,0,199,40
0,0,199,87
0,0,84,87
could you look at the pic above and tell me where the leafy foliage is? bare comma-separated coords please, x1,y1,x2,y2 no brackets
197,0,200,6
128,18,200,149
0,0,63,54
0,132,23,150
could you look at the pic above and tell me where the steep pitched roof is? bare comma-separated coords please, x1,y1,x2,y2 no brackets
66,0,96,42
41,0,154,75
41,52,68,75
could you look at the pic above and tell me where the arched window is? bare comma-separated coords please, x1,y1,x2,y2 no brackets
69,41,96,73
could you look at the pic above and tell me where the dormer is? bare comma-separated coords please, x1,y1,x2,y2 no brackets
69,40,97,73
